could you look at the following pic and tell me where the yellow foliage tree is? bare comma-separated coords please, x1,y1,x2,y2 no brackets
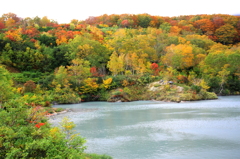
178,37,188,44
169,26,182,36
52,66,70,88
5,18,15,28
4,28,23,41
188,71,210,90
80,78,99,94
199,79,210,90
208,43,228,54
107,52,124,75
122,80,129,87
67,58,91,86
102,78,113,89
137,58,147,74
129,52,139,74
76,44,94,58
56,36,68,45
103,78,112,85
218,64,230,94
162,44,194,69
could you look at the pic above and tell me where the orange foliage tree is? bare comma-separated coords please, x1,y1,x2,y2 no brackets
4,28,23,41
215,24,238,44
0,21,5,30
193,19,215,34
22,27,40,38
54,27,81,45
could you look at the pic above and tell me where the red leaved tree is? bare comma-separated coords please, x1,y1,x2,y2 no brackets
90,66,99,77
151,63,160,76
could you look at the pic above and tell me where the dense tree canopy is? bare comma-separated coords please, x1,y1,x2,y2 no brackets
0,13,239,93
0,13,239,97
0,12,239,158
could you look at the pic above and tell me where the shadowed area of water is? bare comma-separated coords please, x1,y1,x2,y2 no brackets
51,96,240,159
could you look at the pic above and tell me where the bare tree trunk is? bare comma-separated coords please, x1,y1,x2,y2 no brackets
219,84,224,95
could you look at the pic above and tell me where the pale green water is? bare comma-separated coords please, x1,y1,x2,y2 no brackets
51,96,240,159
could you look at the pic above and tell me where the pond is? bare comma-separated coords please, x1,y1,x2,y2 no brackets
51,96,240,159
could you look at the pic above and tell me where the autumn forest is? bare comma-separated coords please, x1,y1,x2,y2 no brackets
0,12,240,158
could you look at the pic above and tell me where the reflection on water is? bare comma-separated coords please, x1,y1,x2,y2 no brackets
51,96,240,159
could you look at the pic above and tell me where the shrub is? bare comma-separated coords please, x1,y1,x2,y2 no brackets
80,78,99,94
123,87,131,95
111,75,127,88
23,80,36,93
52,85,81,104
206,92,218,99
191,85,201,93
121,79,129,87
55,108,64,112
21,93,45,106
108,88,131,102
102,77,113,89
0,100,88,158
98,90,110,101
111,89,124,96
85,153,113,159
163,84,171,91
11,71,44,84
38,74,55,89
179,92,193,101
177,75,189,84
222,89,230,95
199,90,218,99
153,83,161,87
137,75,152,85
122,85,148,101
44,107,55,114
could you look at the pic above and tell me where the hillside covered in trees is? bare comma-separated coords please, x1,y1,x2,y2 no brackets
0,12,240,103
0,12,240,158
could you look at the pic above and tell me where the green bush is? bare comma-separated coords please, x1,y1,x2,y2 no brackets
11,71,44,84
108,88,131,102
205,92,218,99
55,108,64,112
222,89,230,95
21,93,45,106
38,74,55,89
111,75,128,88
191,85,201,93
111,89,124,96
52,85,81,104
137,75,153,85
85,153,113,159
0,101,87,158
179,92,193,101
44,107,55,114
153,83,161,87
199,90,218,100
97,90,110,101
122,85,148,101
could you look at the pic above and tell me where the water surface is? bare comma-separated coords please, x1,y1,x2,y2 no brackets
51,96,240,159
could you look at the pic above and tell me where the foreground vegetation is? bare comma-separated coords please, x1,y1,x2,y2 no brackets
0,104,112,158
0,12,240,158
0,63,112,158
